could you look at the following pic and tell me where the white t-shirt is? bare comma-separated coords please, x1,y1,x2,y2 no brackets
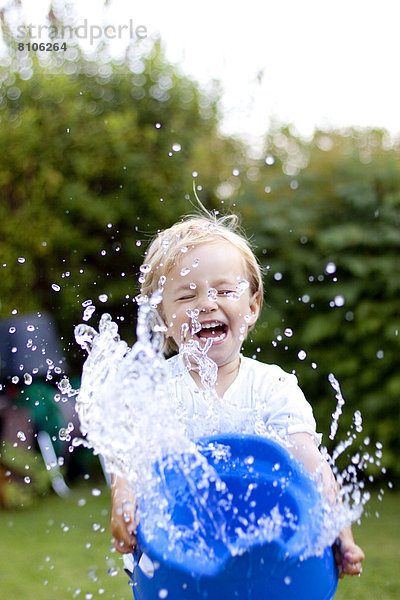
166,354,322,446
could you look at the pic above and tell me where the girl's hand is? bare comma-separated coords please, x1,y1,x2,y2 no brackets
110,475,138,554
333,527,365,577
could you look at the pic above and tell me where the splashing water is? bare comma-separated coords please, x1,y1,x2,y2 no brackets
328,373,345,441
71,298,375,566
310,374,376,556
73,298,233,558
185,308,201,336
72,300,313,561
177,323,218,399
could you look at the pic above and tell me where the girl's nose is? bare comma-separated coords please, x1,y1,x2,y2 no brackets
197,290,218,313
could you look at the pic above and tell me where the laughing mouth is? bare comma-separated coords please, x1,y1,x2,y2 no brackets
196,320,228,342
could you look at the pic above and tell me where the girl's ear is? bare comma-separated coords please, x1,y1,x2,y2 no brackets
248,291,262,328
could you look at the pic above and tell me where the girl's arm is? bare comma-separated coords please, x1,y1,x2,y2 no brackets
288,432,365,577
110,474,138,553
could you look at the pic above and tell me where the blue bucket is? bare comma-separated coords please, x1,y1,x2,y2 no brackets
130,434,338,600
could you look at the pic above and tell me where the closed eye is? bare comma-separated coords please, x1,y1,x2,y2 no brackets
177,295,195,301
218,290,235,295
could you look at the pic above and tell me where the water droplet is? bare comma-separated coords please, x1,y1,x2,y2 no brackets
83,305,96,321
207,288,218,301
58,377,72,394
265,155,275,165
59,428,71,442
158,590,168,599
135,294,148,306
274,272,283,281
172,143,181,152
180,267,190,276
189,282,196,290
155,122,161,129
192,171,198,178
298,350,307,361
325,262,336,274
284,576,291,585
8,327,16,334
18,257,26,263
232,168,240,176
91,488,101,496
51,284,61,292
17,431,26,441
24,373,32,385
140,264,151,274
98,294,108,303
354,410,363,433
284,328,293,337
334,295,345,307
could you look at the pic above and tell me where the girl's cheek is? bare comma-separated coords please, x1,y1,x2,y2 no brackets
167,312,178,330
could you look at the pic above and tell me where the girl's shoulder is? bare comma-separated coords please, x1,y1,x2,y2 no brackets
240,355,294,380
239,356,303,399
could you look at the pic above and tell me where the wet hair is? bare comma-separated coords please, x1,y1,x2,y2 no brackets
139,211,264,353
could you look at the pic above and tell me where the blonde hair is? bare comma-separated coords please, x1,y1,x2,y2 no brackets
139,212,264,353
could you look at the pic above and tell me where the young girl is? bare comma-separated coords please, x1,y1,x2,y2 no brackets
110,213,364,577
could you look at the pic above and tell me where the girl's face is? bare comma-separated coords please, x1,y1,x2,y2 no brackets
162,241,261,368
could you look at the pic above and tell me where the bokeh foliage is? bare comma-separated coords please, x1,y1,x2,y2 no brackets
0,36,243,342
0,28,399,481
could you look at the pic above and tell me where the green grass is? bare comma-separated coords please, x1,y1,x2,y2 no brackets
0,484,132,600
0,487,399,599
334,491,400,600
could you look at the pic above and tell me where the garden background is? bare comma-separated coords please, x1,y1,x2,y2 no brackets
0,1,399,598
